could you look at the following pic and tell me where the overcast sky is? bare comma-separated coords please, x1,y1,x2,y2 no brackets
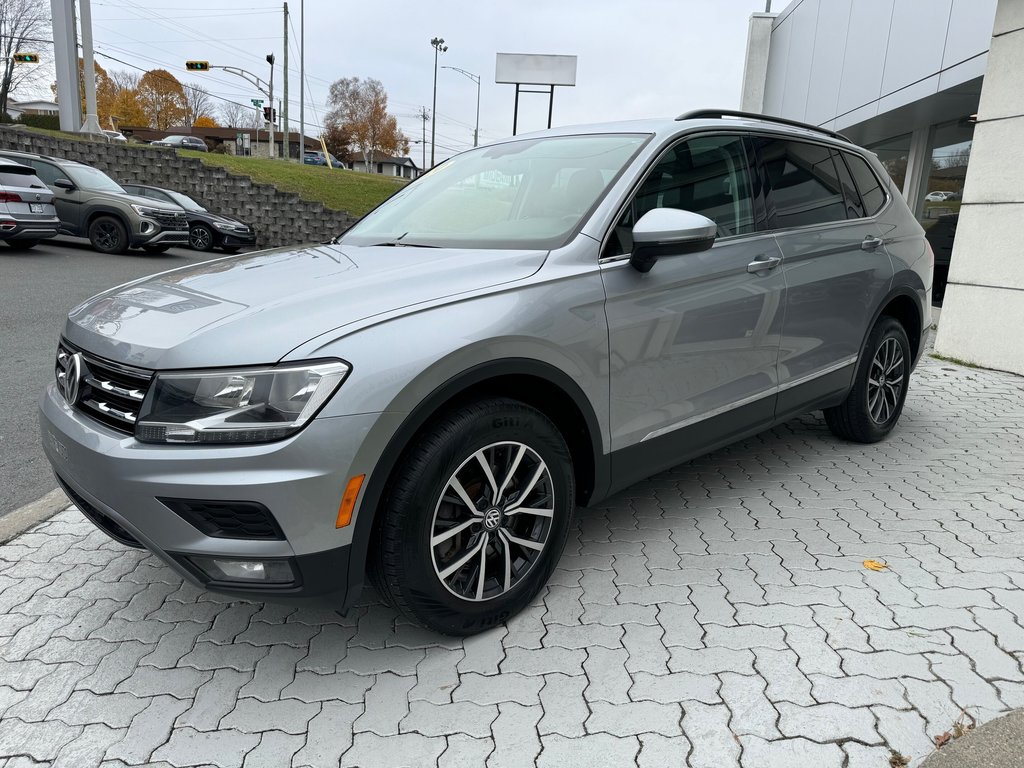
62,0,767,162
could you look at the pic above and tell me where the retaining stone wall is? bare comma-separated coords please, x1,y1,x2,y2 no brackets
0,127,361,248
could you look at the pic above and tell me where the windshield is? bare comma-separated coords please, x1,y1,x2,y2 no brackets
341,133,649,250
166,190,206,211
65,165,125,194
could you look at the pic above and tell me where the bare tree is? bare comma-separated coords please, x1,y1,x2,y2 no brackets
219,101,261,129
183,82,215,126
0,0,50,115
326,77,408,173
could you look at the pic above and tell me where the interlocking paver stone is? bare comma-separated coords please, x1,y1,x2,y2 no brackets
4,348,1024,766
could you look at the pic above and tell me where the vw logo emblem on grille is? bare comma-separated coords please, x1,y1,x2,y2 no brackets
62,352,83,405
482,507,502,531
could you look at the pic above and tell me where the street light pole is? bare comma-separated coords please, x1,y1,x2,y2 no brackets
441,65,480,147
430,37,447,168
267,53,275,158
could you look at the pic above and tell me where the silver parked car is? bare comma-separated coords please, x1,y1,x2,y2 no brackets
41,110,931,635
0,158,60,250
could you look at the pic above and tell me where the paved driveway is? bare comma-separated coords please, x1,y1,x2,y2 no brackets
1,348,1023,767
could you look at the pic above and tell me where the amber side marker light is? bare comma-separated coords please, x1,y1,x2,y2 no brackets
336,474,365,528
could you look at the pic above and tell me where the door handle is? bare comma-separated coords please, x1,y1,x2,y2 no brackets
861,235,884,251
747,255,782,274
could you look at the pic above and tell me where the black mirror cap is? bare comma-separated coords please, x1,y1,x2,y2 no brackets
629,234,716,273
53,178,75,190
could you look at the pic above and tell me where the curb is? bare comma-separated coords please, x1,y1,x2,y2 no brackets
0,488,70,544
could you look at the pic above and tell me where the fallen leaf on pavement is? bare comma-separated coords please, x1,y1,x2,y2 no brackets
863,559,889,571
934,731,952,748
889,749,910,767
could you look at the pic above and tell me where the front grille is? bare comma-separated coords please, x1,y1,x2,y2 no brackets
149,210,189,230
56,341,152,435
56,475,144,548
159,498,285,540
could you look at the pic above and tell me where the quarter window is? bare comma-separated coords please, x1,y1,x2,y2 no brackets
843,152,886,216
606,135,755,257
756,138,847,229
831,149,865,219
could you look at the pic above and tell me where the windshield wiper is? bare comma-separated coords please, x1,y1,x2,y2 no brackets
370,240,438,248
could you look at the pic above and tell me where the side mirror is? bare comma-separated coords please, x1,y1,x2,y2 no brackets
53,178,76,191
629,208,718,273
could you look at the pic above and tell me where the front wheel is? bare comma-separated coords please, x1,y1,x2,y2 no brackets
189,224,214,252
370,398,575,635
88,216,129,255
825,316,911,443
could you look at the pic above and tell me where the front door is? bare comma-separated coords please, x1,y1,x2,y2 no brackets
30,160,83,234
601,134,786,463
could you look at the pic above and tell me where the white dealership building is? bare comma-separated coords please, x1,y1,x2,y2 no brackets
741,0,1024,374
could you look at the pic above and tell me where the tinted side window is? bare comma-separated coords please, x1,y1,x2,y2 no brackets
606,134,755,257
831,149,864,219
843,152,886,216
756,138,847,228
29,161,65,186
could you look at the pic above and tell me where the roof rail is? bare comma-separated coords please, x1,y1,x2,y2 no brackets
675,109,851,143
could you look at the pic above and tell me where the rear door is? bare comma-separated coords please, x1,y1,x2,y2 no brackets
601,133,786,454
751,136,893,411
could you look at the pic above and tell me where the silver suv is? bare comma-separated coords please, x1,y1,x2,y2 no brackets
40,110,931,635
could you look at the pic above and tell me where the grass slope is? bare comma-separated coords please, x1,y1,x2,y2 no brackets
182,151,405,216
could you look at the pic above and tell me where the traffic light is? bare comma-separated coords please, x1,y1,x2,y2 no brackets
185,61,210,71
263,106,277,124
12,53,40,64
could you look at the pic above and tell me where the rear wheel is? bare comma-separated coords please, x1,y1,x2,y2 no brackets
189,224,214,252
88,216,129,255
370,398,575,635
5,240,38,250
825,316,911,443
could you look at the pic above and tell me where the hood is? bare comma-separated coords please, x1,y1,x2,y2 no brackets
64,243,547,369
116,192,183,211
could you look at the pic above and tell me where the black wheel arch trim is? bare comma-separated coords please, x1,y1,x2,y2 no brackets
862,284,926,369
85,206,134,242
342,357,607,611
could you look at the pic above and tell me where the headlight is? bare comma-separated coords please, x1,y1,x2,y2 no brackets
135,360,350,444
212,221,238,231
131,204,164,217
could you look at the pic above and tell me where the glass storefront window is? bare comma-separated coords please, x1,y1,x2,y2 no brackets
920,119,974,225
867,133,912,194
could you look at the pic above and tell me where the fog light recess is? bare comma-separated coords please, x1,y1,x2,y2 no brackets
189,556,296,584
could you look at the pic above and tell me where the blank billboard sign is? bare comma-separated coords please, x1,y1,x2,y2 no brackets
495,53,578,86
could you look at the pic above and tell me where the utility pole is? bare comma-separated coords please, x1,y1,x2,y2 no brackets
299,0,305,162
267,53,275,158
283,2,290,160
78,0,102,134
417,107,429,171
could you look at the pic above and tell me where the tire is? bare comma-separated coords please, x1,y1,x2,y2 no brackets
142,244,170,254
189,224,214,252
370,398,575,636
5,240,38,250
824,316,911,443
88,216,129,255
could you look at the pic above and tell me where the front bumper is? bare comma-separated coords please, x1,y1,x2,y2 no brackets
40,381,381,607
132,227,190,248
219,231,258,247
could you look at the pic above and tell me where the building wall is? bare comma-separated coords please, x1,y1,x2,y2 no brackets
935,1,1024,374
757,0,998,132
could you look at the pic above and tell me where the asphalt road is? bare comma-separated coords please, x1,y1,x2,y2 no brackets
0,237,237,515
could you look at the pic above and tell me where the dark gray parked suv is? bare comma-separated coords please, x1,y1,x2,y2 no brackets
40,110,931,634
0,150,189,254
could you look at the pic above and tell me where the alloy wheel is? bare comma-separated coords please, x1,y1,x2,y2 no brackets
430,441,555,602
190,226,212,250
867,337,905,424
95,221,120,250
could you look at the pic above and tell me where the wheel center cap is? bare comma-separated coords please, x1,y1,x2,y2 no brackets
482,507,503,531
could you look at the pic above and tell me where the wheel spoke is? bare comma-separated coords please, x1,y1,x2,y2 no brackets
431,517,477,547
475,538,488,600
474,450,499,500
448,476,481,515
438,535,486,581
495,444,526,502
500,529,545,552
505,506,554,518
505,463,546,512
501,536,512,593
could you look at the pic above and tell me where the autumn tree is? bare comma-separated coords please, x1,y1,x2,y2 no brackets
0,0,49,116
322,122,351,160
107,70,148,127
326,77,408,173
138,69,187,129
193,115,219,128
